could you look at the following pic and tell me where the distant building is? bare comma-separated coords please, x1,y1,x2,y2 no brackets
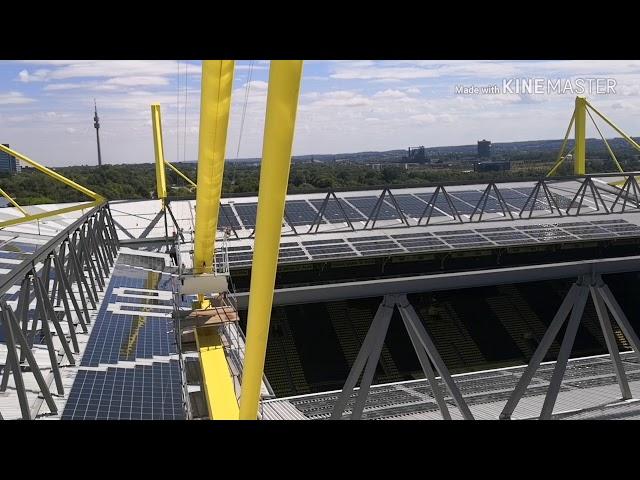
405,146,429,164
474,160,510,173
0,144,20,174
477,139,492,158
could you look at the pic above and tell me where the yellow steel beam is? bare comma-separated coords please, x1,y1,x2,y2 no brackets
0,201,101,229
195,326,239,420
151,104,168,200
547,109,576,177
0,187,27,216
165,160,197,188
574,96,587,175
239,60,303,420
0,144,103,202
193,60,235,276
587,101,640,153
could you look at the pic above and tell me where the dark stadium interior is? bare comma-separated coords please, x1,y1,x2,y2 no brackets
239,272,640,398
229,237,640,292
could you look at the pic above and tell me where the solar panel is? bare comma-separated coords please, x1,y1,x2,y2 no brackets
391,232,434,239
218,204,241,229
309,198,365,223
434,229,475,236
1,241,41,253
477,227,516,233
61,361,184,420
393,194,432,218
480,232,529,241
306,245,355,256
80,313,176,367
591,219,630,225
347,235,389,243
395,238,446,248
440,234,491,245
234,203,258,229
228,245,252,252
0,250,28,260
79,266,177,367
302,238,346,246
285,200,320,226
345,196,400,220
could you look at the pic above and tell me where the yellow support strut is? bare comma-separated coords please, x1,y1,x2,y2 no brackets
574,95,587,175
151,104,168,200
0,144,103,202
165,159,197,188
239,60,303,420
0,201,101,229
0,187,28,216
191,60,236,420
193,60,235,276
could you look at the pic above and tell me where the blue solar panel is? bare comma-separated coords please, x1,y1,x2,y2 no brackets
309,198,366,223
61,361,184,420
285,200,319,226
346,196,400,220
393,195,433,218
80,313,175,367
218,204,241,229
2,241,41,253
234,203,258,229
79,267,176,367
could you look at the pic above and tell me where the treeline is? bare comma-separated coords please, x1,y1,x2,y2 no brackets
1,156,638,206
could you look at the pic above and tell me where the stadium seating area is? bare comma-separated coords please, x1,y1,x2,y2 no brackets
239,272,640,398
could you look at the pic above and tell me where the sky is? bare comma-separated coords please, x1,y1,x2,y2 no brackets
2,60,640,167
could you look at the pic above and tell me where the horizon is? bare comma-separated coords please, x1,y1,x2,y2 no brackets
2,60,640,167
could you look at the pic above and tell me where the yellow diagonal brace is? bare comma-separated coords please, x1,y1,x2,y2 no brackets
547,109,576,177
0,144,103,202
193,60,235,275
587,101,640,153
195,326,239,420
239,60,303,420
0,201,101,229
164,160,197,188
151,104,168,200
586,107,624,173
0,187,27,216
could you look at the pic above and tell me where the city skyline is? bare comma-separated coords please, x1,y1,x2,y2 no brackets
1,60,640,167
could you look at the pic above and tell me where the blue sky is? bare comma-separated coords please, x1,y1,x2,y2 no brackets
2,60,640,166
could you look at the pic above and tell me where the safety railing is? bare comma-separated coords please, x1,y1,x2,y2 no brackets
0,202,120,420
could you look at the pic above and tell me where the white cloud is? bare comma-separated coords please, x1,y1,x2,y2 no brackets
17,69,49,82
0,91,36,105
373,89,407,99
105,76,170,87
